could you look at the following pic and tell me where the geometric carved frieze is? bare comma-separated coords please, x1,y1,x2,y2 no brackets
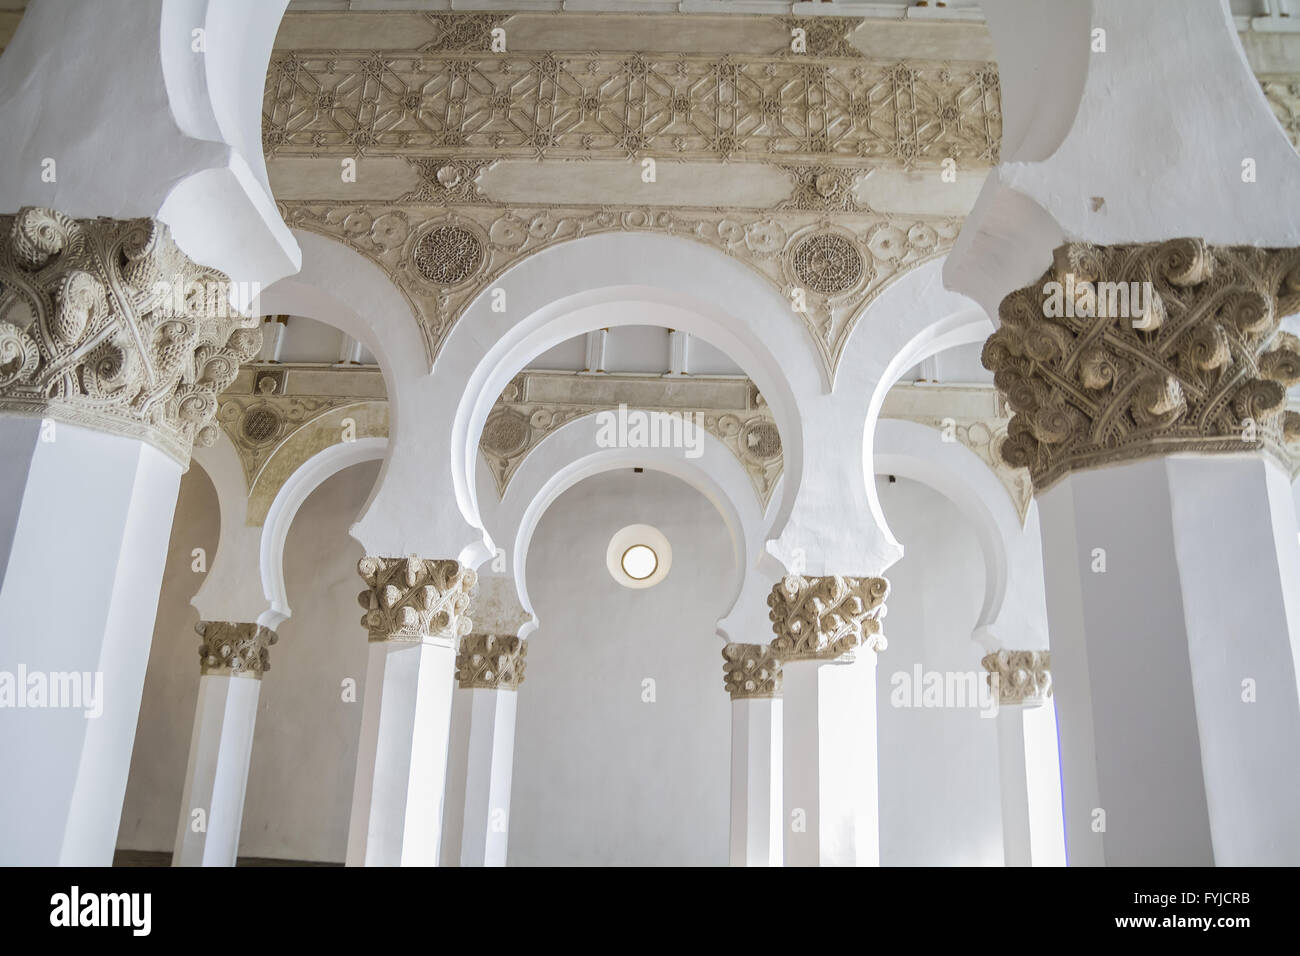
482,371,782,507
767,574,889,661
357,556,476,643
984,239,1300,492
456,633,527,690
196,621,278,679
0,208,262,466
980,649,1050,706
279,202,961,379
721,642,782,699
263,46,1001,170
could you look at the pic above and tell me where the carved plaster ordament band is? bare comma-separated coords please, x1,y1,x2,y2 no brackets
0,207,262,465
980,649,1051,706
984,239,1300,491
721,643,783,699
767,574,889,661
196,621,278,679
456,633,527,690
357,556,476,642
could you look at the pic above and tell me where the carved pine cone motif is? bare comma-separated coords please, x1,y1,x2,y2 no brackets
983,239,1300,490
0,207,262,463
721,643,782,698
981,649,1051,705
196,621,278,678
356,556,477,641
767,574,889,660
456,633,526,689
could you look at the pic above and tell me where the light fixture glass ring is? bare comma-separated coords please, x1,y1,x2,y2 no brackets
621,544,658,580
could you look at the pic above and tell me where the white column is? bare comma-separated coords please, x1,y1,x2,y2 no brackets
346,556,476,867
172,622,276,867
346,639,458,867
581,329,608,374
722,643,782,866
257,316,287,362
782,654,879,867
457,688,518,866
440,633,525,867
995,702,1066,867
729,698,783,866
336,330,365,365
667,329,690,376
0,418,181,865
173,677,260,866
767,574,889,867
1039,454,1300,866
982,650,1065,867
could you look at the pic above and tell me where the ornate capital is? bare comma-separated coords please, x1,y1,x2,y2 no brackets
767,574,889,661
357,556,476,642
196,621,277,679
721,643,782,699
981,650,1051,706
0,208,262,465
456,633,526,690
983,239,1300,491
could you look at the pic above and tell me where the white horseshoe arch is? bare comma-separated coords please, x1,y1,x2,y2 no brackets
259,437,388,629
873,418,1048,652
484,413,768,643
349,232,821,567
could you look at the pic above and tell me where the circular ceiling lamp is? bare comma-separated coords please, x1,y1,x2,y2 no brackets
621,544,658,580
607,524,672,589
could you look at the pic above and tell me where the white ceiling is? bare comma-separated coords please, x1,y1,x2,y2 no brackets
258,314,378,364
269,314,993,386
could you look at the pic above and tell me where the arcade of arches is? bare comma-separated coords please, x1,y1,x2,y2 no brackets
2,0,1300,867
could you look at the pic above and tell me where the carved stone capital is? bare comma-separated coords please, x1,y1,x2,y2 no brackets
983,239,1300,491
721,643,782,699
981,650,1051,706
196,621,278,679
0,208,262,465
456,633,526,690
357,556,476,643
767,574,889,661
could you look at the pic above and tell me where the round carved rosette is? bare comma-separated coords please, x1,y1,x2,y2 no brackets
405,219,489,290
789,230,867,297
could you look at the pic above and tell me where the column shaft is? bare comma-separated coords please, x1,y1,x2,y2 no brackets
0,418,179,865
346,639,457,866
173,675,261,866
1040,455,1300,865
782,655,879,866
346,555,476,867
441,633,526,866
729,696,782,866
459,688,518,867
994,703,1066,866
171,621,276,866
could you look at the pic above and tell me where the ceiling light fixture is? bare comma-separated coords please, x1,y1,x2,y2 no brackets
607,524,672,589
